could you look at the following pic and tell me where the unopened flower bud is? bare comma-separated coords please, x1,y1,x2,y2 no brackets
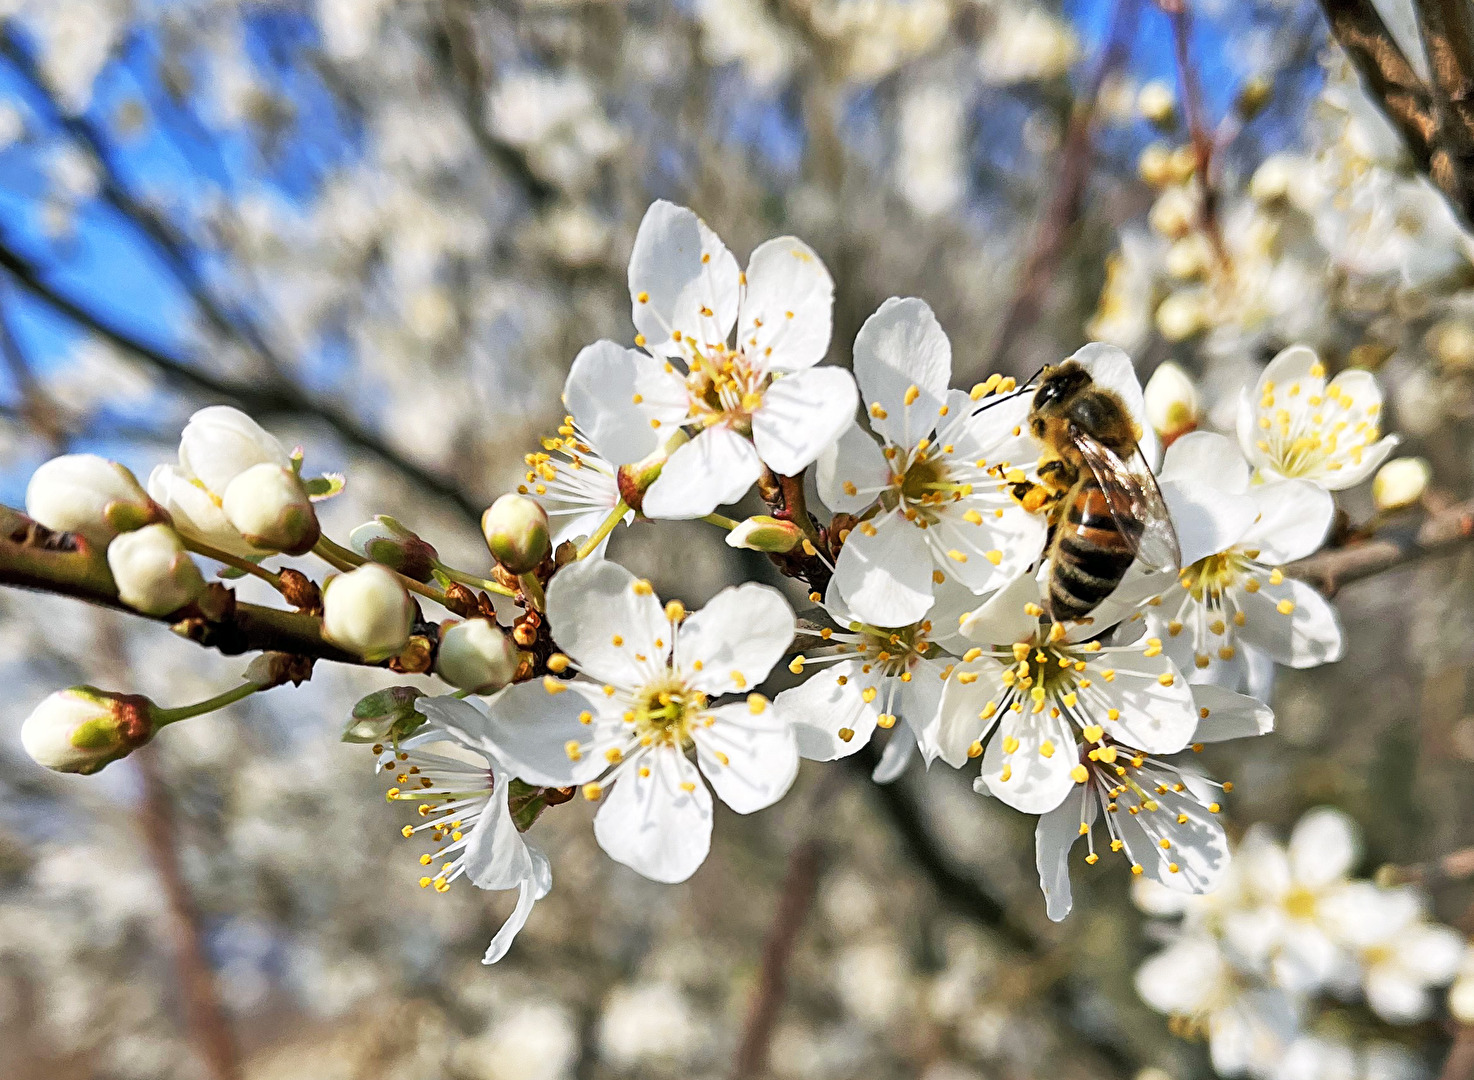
1149,187,1197,240
1155,291,1207,341
322,563,415,662
1138,142,1173,187
1235,74,1273,120
1143,362,1200,444
221,463,320,555
1451,976,1474,1025
1137,80,1176,127
21,686,153,774
481,494,550,573
725,515,803,553
343,685,426,744
1249,154,1295,205
1372,457,1431,512
106,524,205,615
436,618,518,692
25,454,164,547
350,516,439,581
1428,320,1474,372
178,405,291,496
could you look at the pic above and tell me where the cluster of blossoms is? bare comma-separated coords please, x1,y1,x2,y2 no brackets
1133,807,1467,1080
11,200,1419,970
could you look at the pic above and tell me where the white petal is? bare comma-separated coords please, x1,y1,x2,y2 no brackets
1236,577,1344,668
739,236,834,371
933,658,1006,766
546,556,668,687
851,297,950,447
1036,786,1093,922
563,340,663,464
871,722,917,783
481,852,549,965
777,660,880,760
462,764,534,890
958,571,1043,644
752,367,858,475
1116,778,1229,893
1236,386,1269,471
1397,923,1465,982
695,702,798,813
641,426,763,519
550,508,616,553
459,681,605,787
1088,652,1197,754
1366,969,1435,1024
1241,480,1334,563
677,583,795,695
1162,479,1258,567
147,464,257,558
594,747,713,883
816,422,889,513
1135,935,1226,1015
927,500,1048,596
1319,433,1398,490
628,201,738,358
981,709,1078,813
831,510,935,626
1191,683,1274,743
896,659,947,752
1158,431,1251,492
178,405,290,495
1259,343,1322,393
1287,806,1360,887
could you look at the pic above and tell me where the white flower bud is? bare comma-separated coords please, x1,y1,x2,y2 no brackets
1155,291,1207,341
1249,154,1294,205
147,463,259,559
1138,143,1173,187
1164,235,1212,280
178,405,291,496
322,563,415,662
725,516,803,553
1372,457,1431,512
1137,80,1176,126
1451,976,1474,1025
25,454,163,547
436,618,518,692
221,463,320,555
1143,362,1200,442
1149,187,1197,240
350,516,438,581
482,494,550,573
106,524,206,615
21,686,154,774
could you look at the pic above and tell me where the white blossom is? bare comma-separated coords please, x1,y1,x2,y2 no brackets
1237,345,1398,490
561,201,857,520
382,711,552,964
819,298,1047,627
466,557,799,883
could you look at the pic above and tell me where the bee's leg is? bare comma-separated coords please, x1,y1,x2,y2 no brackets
1009,478,1056,514
1036,457,1075,492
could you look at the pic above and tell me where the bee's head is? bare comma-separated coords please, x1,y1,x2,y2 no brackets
1031,362,1092,413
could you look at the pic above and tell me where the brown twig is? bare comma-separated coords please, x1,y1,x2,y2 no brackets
1376,845,1474,887
1286,495,1474,595
135,747,242,1080
990,0,1141,374
1160,0,1230,263
729,771,840,1079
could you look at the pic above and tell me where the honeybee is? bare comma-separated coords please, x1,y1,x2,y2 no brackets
1013,361,1181,622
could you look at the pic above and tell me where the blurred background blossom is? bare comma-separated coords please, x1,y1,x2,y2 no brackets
4,1,1474,1079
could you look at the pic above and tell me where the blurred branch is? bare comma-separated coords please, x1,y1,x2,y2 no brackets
730,771,840,1080
990,0,1141,373
1376,844,1474,887
1413,0,1474,212
0,239,483,522
1161,0,1228,261
1286,495,1474,594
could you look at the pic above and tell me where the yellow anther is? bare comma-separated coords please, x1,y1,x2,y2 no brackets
582,782,603,801
543,676,567,694
1157,672,1175,687
748,694,767,714
870,402,888,419
665,599,686,622
904,384,920,405
1277,598,1296,615
1002,735,1020,754
547,652,570,673
861,686,878,703
637,291,650,303
877,713,897,728
605,747,623,764
1040,740,1056,758
999,764,1012,782
788,656,806,674
838,727,855,743
632,579,654,595
1070,764,1089,783
985,550,1003,565
565,740,583,761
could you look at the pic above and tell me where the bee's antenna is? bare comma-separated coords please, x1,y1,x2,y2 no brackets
970,364,1044,417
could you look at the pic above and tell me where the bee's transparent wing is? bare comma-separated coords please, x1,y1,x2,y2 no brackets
1070,430,1181,572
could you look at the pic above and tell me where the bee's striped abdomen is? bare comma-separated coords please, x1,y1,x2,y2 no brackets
1047,477,1142,622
